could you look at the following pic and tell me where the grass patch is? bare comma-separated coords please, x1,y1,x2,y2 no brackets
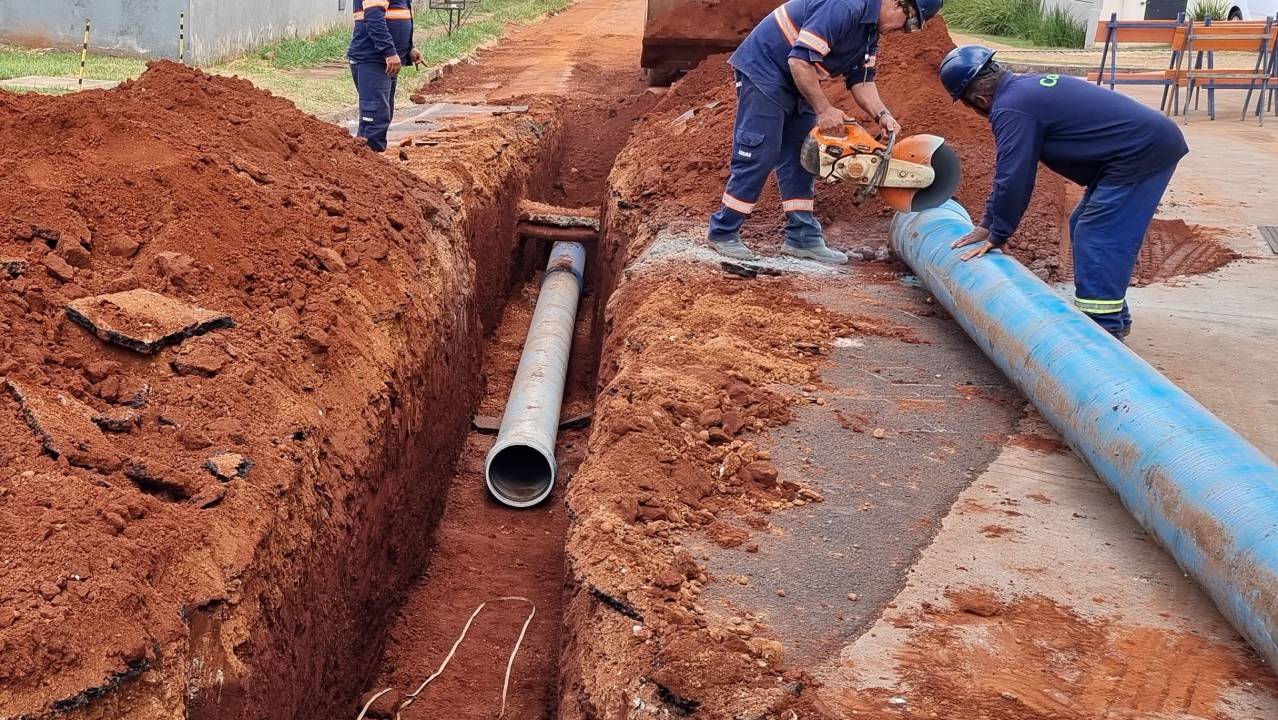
944,0,1087,48
0,0,572,114
0,44,146,81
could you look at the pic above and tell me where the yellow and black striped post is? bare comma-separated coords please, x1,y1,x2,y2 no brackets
78,18,91,89
178,12,185,64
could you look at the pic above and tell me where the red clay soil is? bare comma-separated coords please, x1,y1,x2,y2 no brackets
1132,219,1239,284
358,272,601,720
831,589,1278,719
560,266,924,719
0,62,558,719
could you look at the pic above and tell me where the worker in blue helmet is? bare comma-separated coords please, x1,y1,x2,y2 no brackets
939,45,1188,340
707,0,944,264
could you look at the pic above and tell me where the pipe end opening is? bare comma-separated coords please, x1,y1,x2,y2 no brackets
486,444,556,508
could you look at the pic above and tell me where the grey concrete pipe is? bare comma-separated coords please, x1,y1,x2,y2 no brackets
485,241,585,508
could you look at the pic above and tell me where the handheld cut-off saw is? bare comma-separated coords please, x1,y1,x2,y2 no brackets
800,122,961,213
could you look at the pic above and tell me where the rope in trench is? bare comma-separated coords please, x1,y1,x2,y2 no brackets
355,596,537,720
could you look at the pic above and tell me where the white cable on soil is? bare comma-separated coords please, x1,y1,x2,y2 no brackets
354,596,537,720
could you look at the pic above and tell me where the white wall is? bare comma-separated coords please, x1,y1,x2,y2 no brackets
0,0,349,64
190,0,347,64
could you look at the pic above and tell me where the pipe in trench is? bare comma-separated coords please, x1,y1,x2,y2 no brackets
485,241,585,508
890,200,1278,668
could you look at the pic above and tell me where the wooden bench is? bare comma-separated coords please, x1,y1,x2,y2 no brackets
1170,18,1277,122
1087,16,1278,122
1090,14,1182,92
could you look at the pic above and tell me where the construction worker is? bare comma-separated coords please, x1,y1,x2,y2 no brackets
708,0,944,264
347,0,422,152
940,45,1188,339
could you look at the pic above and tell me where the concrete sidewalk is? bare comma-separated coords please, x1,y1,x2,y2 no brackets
948,31,1262,75
810,78,1278,716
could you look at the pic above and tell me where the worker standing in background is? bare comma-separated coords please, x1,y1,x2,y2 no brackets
348,0,423,152
940,46,1188,340
707,0,944,264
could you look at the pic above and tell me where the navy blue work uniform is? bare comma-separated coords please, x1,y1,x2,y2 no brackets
981,73,1188,336
347,0,415,152
708,0,882,248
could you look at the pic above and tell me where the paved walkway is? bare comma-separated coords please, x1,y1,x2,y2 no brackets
948,31,1259,72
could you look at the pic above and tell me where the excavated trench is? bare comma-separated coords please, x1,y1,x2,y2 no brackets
344,73,652,719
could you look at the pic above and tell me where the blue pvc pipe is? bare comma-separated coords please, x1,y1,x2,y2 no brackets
891,201,1278,667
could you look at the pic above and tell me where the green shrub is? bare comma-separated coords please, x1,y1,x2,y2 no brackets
1190,0,1231,20
944,0,1086,48
1030,5,1087,46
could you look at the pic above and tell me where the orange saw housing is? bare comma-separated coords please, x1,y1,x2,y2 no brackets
800,123,961,213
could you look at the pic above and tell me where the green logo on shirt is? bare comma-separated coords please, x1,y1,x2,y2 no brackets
1039,74,1061,87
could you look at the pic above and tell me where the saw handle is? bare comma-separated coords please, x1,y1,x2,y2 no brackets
810,119,880,146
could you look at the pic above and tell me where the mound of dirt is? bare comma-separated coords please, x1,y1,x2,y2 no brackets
0,61,548,718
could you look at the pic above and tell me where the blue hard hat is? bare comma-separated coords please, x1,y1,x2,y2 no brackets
911,0,944,26
939,45,997,100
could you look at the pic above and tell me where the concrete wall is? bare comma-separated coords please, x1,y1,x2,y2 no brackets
190,0,347,64
1043,0,1098,24
0,0,190,58
0,0,348,64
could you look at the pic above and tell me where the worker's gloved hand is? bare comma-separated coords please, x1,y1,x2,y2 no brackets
385,54,403,77
951,225,996,261
816,106,847,135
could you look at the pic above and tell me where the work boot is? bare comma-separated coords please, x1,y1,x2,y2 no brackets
709,237,758,260
782,241,848,265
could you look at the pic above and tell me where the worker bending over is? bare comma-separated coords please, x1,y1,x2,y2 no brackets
940,46,1188,339
347,0,423,152
708,0,943,264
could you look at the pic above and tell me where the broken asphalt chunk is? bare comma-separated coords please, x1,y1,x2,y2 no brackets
66,289,233,355
6,380,121,473
204,452,252,482
190,485,227,509
123,459,194,501
1,258,26,278
170,340,228,378
92,409,141,433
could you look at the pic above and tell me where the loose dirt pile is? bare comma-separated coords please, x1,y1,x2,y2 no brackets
0,62,553,719
831,589,1278,718
1038,215,1239,286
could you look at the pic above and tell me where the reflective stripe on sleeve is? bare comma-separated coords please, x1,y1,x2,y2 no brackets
722,194,757,214
797,30,830,55
773,7,799,44
385,8,413,18
363,0,391,8
1074,297,1126,314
